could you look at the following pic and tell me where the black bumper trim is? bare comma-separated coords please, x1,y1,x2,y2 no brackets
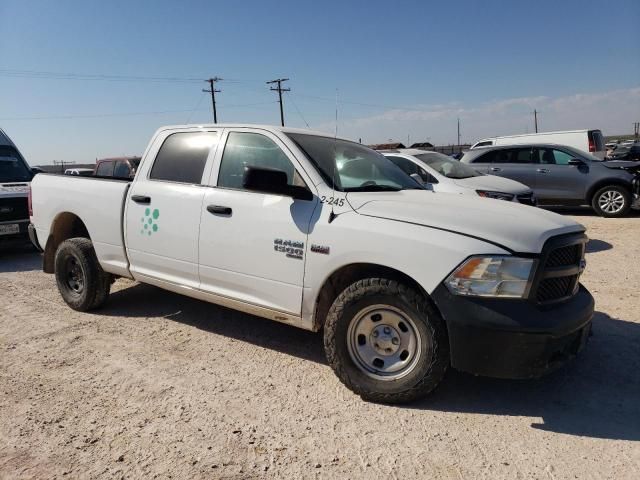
431,283,594,379
28,223,43,252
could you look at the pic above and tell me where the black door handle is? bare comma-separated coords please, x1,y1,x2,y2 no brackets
207,205,232,215
131,195,151,204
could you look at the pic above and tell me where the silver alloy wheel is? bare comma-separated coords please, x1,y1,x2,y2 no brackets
346,304,425,381
598,190,625,214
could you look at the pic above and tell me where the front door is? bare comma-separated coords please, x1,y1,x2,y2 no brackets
125,129,219,288
198,128,318,314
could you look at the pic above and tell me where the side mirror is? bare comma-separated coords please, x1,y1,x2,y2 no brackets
568,158,584,166
31,167,44,175
243,166,313,201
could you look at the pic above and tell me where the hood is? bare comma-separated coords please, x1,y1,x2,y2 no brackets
602,160,640,173
450,174,531,194
347,190,584,253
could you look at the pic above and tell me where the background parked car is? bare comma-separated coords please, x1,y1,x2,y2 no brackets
383,149,536,204
64,168,94,176
608,144,640,161
0,128,39,246
470,129,606,159
460,144,640,217
94,156,141,178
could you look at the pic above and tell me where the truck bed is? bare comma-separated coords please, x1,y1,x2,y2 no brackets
30,174,132,277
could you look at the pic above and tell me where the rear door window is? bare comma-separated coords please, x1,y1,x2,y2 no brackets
95,161,114,177
113,161,131,178
150,131,218,184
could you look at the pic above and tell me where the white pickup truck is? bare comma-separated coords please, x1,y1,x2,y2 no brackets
29,124,594,403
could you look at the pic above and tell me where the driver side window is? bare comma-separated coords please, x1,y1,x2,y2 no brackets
218,132,304,189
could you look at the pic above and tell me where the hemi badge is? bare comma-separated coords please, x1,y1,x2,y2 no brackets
311,244,330,255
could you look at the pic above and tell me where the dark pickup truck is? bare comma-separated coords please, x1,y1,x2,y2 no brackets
0,128,40,246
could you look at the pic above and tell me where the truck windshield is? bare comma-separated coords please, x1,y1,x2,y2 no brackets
414,152,482,179
0,147,32,183
286,133,421,192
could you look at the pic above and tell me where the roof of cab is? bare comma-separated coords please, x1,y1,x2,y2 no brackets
154,123,335,139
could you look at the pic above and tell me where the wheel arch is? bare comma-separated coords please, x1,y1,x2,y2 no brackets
586,178,632,204
43,212,91,273
312,262,436,332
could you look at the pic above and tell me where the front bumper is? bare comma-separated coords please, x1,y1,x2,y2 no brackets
431,283,594,379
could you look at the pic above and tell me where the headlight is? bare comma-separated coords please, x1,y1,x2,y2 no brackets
445,256,535,298
476,190,515,201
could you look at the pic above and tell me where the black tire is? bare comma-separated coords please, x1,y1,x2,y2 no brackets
323,278,449,404
591,185,631,218
54,237,111,311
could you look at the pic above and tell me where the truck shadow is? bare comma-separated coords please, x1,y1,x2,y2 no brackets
0,247,41,273
101,282,326,365
101,284,639,441
412,311,640,441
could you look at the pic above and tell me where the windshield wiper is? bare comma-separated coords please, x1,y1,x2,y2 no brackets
344,185,403,192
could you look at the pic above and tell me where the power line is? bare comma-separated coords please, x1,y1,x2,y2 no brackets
287,92,310,128
203,77,222,123
267,78,290,127
0,68,206,84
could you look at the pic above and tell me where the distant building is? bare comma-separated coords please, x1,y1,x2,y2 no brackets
368,142,406,150
410,142,434,149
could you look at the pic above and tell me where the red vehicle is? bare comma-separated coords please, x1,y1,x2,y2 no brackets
94,156,141,179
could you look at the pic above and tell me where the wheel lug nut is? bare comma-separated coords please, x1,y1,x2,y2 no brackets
372,331,379,338
392,337,399,345
383,327,391,334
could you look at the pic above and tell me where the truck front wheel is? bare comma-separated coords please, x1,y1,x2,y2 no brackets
324,278,449,403
54,238,111,311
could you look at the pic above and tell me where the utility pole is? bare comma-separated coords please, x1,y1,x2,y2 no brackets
267,78,290,126
534,109,539,133
203,77,222,123
634,122,639,140
457,118,461,147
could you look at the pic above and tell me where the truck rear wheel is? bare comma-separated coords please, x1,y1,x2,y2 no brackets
54,238,111,311
324,278,449,403
591,185,630,217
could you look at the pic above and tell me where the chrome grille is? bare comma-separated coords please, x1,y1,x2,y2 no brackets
533,236,586,304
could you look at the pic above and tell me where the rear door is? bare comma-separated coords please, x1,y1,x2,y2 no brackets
125,129,219,288
532,147,588,203
468,148,537,189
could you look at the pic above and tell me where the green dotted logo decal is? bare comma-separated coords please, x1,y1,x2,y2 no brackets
140,208,160,236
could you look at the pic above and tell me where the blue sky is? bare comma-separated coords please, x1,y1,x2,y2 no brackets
0,0,638,164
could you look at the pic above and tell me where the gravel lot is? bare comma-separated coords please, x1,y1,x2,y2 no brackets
1,211,639,479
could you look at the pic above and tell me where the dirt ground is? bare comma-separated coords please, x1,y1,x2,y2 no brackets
1,211,639,479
